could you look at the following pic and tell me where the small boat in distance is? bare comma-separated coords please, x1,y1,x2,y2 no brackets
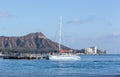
49,16,80,61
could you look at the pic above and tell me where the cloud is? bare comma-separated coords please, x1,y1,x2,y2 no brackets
112,32,120,36
66,17,94,24
0,11,10,17
66,19,81,24
66,17,113,27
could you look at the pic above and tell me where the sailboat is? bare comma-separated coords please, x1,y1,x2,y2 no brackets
49,16,80,61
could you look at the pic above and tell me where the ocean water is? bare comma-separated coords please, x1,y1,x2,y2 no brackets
0,55,120,77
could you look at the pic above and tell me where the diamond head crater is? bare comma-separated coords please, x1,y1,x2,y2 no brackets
0,32,106,59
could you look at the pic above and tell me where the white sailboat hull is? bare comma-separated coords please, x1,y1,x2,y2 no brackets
49,55,80,61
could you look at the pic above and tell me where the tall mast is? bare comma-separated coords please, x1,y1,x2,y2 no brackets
59,16,62,51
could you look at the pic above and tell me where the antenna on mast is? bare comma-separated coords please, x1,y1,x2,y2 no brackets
59,16,62,51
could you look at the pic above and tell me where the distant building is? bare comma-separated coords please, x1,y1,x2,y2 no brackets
97,49,106,54
85,46,97,54
0,52,3,56
60,49,73,53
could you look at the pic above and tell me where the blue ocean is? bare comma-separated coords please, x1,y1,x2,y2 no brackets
0,55,120,77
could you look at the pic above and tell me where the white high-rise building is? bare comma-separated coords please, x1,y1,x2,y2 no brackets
0,52,2,56
85,46,97,54
90,46,97,54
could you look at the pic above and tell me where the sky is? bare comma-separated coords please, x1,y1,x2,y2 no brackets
0,0,120,54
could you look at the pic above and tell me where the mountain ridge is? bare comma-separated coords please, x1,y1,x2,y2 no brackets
0,32,70,52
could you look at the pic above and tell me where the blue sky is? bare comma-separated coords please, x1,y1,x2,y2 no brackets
0,0,120,54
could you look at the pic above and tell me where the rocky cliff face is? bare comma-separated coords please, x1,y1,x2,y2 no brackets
0,32,70,51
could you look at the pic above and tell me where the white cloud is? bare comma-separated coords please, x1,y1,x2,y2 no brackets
0,11,10,17
66,17,94,24
112,32,120,36
66,19,81,24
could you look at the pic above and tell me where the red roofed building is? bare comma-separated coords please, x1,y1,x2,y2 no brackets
60,49,73,53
